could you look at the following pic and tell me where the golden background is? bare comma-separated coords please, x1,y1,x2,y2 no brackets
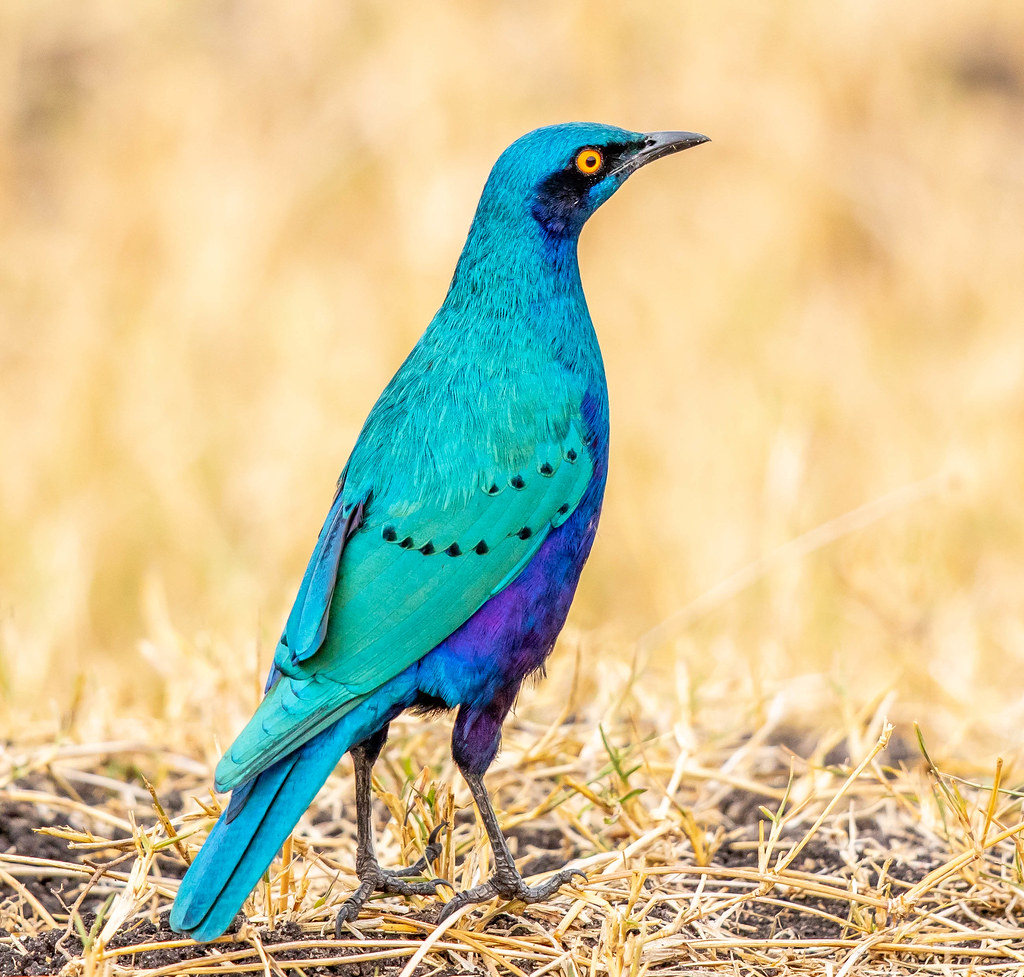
2,1,1023,756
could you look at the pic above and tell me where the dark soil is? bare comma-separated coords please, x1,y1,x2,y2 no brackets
0,798,90,921
0,913,536,977
2,918,370,976
507,822,579,875
1,789,184,923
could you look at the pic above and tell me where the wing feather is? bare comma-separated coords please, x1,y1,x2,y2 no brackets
216,423,593,790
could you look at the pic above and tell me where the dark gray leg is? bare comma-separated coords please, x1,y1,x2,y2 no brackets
335,727,448,933
438,702,585,922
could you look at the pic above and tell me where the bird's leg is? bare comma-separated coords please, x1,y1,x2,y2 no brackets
335,727,448,932
438,704,585,922
437,770,585,922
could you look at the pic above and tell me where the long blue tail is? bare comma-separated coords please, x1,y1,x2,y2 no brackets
170,715,358,941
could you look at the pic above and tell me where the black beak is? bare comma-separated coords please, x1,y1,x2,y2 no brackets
614,130,710,176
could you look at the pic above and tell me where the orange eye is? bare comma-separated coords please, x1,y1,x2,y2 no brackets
575,148,603,174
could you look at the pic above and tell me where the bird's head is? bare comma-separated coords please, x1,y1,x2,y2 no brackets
476,122,709,246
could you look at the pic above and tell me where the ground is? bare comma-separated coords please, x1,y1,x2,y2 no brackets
4,700,1024,976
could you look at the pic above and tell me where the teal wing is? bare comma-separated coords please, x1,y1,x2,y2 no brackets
215,421,594,791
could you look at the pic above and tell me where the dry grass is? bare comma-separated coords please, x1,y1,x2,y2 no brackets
5,663,1024,975
3,0,1024,973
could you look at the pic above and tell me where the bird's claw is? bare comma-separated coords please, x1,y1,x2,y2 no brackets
424,821,449,860
334,897,363,930
436,866,586,923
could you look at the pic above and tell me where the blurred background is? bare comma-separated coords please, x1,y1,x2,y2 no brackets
2,0,1023,757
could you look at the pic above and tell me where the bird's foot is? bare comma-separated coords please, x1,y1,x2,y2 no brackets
336,873,449,933
437,865,586,923
335,824,450,933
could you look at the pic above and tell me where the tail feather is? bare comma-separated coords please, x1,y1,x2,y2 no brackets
170,718,352,941
171,672,419,942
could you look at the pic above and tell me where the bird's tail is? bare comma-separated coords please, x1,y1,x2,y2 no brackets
169,715,356,942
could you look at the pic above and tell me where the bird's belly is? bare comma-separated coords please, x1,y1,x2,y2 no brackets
410,488,604,711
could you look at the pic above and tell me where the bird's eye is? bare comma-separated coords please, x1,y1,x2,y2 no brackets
575,148,603,174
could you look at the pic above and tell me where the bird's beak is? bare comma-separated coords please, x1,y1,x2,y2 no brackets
613,130,710,176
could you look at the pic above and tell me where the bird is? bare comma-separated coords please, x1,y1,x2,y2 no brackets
169,121,708,941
